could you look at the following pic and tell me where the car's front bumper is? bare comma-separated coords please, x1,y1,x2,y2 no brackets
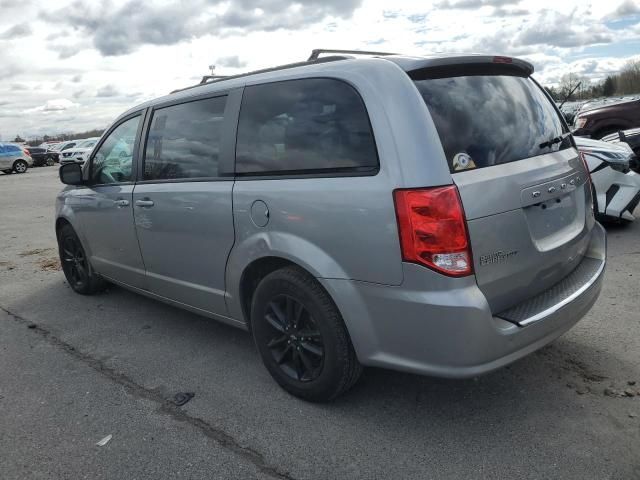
322,223,606,378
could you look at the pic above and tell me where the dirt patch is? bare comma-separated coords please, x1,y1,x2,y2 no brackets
565,357,608,383
19,248,54,257
37,257,61,271
0,261,16,270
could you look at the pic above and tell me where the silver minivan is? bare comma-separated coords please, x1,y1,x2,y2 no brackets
56,51,606,401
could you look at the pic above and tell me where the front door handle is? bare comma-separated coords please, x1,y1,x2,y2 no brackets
135,199,154,208
114,199,130,207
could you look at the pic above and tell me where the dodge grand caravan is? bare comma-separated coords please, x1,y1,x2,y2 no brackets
56,51,606,401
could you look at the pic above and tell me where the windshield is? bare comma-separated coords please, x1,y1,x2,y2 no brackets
413,74,571,172
78,140,97,149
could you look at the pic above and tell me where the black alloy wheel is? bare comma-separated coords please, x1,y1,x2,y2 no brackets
57,224,106,295
263,294,325,382
251,266,362,402
60,234,89,290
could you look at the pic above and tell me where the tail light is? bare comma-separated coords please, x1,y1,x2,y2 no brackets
393,185,473,277
23,148,31,157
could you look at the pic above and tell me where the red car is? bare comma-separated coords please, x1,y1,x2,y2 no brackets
573,97,640,139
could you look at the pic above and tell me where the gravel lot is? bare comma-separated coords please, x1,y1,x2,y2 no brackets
1,167,639,479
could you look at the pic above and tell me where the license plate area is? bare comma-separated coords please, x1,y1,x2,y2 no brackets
521,171,587,252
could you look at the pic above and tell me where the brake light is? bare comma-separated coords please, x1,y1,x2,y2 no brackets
23,148,31,157
393,186,473,277
493,56,513,64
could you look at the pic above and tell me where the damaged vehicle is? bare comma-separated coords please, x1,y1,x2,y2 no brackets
601,128,640,162
575,136,640,223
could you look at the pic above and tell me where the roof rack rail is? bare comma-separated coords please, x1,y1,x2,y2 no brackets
308,48,398,61
170,55,350,94
199,75,229,84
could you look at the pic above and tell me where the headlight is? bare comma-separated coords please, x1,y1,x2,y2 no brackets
575,117,588,128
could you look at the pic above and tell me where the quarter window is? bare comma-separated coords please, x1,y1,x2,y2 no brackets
235,78,378,175
143,96,227,180
90,115,140,184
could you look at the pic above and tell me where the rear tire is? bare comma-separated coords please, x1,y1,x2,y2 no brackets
250,266,362,402
13,160,28,173
57,224,106,295
46,157,55,166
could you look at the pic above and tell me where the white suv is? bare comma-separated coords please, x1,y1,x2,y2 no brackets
59,138,100,165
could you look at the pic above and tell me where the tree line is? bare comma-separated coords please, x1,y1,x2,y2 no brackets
545,59,640,102
12,129,105,147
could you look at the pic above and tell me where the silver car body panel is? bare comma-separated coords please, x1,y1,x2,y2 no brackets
56,55,607,378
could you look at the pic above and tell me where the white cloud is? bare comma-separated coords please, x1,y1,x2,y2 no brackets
25,99,80,113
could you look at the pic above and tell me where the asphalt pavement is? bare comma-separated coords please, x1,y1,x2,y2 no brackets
1,167,639,479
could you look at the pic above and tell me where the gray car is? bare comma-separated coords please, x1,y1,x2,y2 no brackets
56,51,606,401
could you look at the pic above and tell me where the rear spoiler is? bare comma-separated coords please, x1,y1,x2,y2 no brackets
387,55,534,79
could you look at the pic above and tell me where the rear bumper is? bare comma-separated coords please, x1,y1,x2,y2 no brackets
321,222,606,378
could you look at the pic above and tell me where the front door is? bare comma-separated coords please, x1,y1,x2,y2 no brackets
73,114,146,288
132,95,235,315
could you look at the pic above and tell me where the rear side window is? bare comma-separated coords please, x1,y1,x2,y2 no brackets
235,78,378,175
413,74,570,172
7,145,21,153
143,96,227,180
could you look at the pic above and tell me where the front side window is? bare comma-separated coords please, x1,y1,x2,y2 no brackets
143,96,227,181
413,73,570,172
90,116,140,184
236,78,378,175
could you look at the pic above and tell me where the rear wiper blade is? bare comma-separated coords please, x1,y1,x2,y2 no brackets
539,132,571,149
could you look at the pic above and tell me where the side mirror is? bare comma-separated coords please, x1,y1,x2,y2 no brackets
59,162,84,185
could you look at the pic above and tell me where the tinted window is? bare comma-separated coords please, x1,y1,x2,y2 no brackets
236,78,378,175
143,96,227,180
413,75,570,172
90,116,140,184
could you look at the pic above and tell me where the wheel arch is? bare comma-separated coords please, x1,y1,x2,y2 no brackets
237,256,307,329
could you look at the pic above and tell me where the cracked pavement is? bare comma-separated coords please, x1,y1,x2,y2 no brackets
1,167,639,479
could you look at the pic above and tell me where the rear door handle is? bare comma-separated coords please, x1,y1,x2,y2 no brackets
114,199,130,207
135,199,155,208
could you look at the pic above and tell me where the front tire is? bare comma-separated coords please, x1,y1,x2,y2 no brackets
57,224,106,295
251,266,362,402
13,160,28,173
46,156,55,166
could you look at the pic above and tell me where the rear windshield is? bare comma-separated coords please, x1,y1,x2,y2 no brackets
413,74,570,172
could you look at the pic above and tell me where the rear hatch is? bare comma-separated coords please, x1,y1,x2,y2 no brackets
409,59,594,313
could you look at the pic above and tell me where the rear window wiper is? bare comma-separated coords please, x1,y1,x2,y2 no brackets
539,132,571,149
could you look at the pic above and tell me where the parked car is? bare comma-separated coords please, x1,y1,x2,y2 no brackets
56,51,606,401
573,97,640,139
601,128,640,166
26,147,58,167
575,136,640,223
59,138,99,165
0,142,33,174
50,140,80,155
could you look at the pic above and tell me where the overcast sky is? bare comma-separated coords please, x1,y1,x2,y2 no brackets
1,0,639,139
